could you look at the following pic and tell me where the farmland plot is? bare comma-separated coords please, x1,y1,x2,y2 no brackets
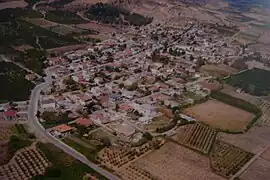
0,148,50,180
183,100,255,132
118,164,157,180
172,123,217,154
210,141,254,178
130,142,224,180
240,147,270,180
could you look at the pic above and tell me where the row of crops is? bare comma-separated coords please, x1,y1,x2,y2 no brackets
172,123,217,154
210,141,254,178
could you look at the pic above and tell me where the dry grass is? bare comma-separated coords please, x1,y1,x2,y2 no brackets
172,123,217,154
0,0,27,10
200,64,237,77
210,141,253,178
76,22,117,33
123,142,224,180
217,126,270,154
183,100,255,132
143,115,169,131
26,18,57,28
0,124,13,142
51,25,85,35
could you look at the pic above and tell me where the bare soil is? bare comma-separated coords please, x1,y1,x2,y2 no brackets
183,100,255,132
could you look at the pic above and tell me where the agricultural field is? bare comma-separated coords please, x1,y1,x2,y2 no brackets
118,164,157,180
123,142,224,180
239,147,270,180
97,138,164,170
199,64,237,77
51,25,86,35
76,22,118,33
210,141,254,178
0,0,27,10
226,68,270,96
45,10,88,24
217,125,270,154
183,99,255,132
172,123,217,154
0,61,35,102
0,147,50,180
35,142,107,180
26,18,57,28
0,123,13,142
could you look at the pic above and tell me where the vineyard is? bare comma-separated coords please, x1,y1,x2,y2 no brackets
210,141,254,178
97,138,164,170
0,147,50,180
256,100,270,126
172,123,217,154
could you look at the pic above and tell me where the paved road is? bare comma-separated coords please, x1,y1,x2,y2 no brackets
27,77,119,180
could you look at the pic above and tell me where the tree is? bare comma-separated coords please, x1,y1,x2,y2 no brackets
101,137,111,147
143,132,153,140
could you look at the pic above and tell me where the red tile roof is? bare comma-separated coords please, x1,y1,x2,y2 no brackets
75,117,93,127
4,110,17,117
54,124,73,133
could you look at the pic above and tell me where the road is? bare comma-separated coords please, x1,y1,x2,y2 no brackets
27,72,119,180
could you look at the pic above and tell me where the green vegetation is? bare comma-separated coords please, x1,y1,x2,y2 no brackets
0,8,42,22
0,62,35,101
14,49,47,75
226,68,270,96
62,138,100,163
49,0,74,8
1,124,34,165
85,2,152,26
34,142,107,180
41,111,73,128
45,10,88,24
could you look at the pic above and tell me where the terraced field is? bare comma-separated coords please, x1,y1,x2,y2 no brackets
0,147,50,180
210,141,254,178
172,123,217,154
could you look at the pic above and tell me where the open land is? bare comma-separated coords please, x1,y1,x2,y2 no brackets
183,100,255,132
240,146,270,180
200,64,237,77
119,142,224,180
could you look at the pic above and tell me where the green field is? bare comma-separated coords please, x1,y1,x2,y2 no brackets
34,142,107,180
226,68,270,96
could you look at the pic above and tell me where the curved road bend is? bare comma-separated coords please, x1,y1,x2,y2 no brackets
28,82,119,180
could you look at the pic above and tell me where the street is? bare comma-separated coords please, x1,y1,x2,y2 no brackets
27,74,119,180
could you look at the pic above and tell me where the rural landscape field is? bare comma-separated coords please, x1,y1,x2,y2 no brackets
1,0,270,179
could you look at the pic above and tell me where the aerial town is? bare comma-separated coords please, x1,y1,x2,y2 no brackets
1,0,270,180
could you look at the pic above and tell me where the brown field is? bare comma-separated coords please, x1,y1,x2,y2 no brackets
0,0,27,10
210,141,254,178
79,34,109,41
200,64,237,77
183,100,255,132
143,115,170,132
239,147,270,180
26,18,57,28
0,124,13,142
51,25,85,35
76,22,117,33
121,142,224,180
46,44,89,55
172,123,217,154
217,126,270,154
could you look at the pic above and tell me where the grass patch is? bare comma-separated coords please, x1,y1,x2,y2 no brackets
35,142,107,180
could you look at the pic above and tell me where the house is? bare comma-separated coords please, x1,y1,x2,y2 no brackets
3,110,18,121
74,117,93,127
41,99,56,110
52,124,74,137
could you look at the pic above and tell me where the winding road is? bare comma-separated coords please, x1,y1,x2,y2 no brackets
27,72,119,180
